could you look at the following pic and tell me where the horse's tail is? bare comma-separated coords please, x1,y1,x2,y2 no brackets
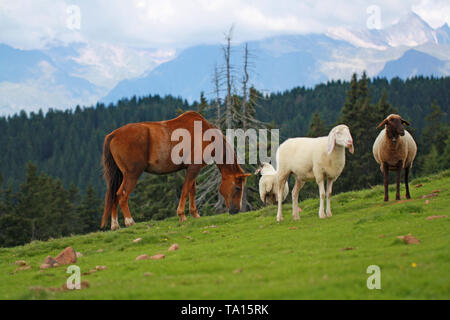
101,134,122,228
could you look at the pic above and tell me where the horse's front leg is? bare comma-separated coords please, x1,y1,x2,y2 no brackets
189,182,200,218
177,165,202,222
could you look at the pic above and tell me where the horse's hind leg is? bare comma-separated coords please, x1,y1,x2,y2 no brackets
117,174,139,227
189,182,200,218
111,201,120,230
177,165,202,222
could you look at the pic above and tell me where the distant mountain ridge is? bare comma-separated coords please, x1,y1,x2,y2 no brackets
1,11,449,115
102,12,450,104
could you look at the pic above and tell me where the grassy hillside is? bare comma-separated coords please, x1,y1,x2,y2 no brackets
1,170,449,300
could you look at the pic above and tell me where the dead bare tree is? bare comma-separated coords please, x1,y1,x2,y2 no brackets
223,26,234,130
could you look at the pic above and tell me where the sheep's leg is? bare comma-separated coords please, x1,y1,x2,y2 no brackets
395,161,402,201
405,166,411,199
383,162,389,202
276,172,289,222
317,179,326,219
292,179,304,221
326,178,334,217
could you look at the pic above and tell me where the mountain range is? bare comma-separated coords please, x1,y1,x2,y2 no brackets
1,12,449,116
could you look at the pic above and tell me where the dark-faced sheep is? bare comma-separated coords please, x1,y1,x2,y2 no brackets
373,114,417,201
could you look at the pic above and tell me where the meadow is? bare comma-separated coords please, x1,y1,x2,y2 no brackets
0,170,449,300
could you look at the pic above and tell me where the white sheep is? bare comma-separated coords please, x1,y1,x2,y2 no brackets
275,125,354,222
372,114,417,201
254,162,289,205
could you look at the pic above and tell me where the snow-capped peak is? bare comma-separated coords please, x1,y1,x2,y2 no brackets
327,11,439,50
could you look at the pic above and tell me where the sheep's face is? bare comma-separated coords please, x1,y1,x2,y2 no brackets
377,114,410,142
254,162,274,175
328,125,354,154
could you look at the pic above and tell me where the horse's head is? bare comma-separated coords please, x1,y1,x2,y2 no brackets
220,172,251,214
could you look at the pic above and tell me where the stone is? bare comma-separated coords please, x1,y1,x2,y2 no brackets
150,254,165,260
76,252,83,258
15,260,27,266
136,254,150,261
133,238,143,243
43,256,58,267
40,264,52,269
15,265,31,272
397,234,420,245
168,243,179,251
95,265,107,271
426,215,447,220
55,247,77,265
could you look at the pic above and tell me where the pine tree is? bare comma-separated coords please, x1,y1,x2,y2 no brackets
307,112,328,137
77,184,103,233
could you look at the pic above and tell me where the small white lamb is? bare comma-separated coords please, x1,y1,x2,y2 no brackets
275,125,354,222
254,162,289,205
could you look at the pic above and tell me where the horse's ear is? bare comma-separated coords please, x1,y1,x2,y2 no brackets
237,173,252,179
401,118,410,126
377,119,387,129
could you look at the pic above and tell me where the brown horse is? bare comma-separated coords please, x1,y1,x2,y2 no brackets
101,111,250,230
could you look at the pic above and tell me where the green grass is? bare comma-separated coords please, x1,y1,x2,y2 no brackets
1,171,449,300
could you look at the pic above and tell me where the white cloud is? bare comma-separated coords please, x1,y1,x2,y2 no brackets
1,0,448,50
412,0,450,28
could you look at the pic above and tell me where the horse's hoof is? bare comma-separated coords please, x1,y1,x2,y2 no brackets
111,224,120,231
191,213,200,219
179,215,187,222
276,216,283,222
292,213,300,221
326,211,332,217
319,213,326,219
125,217,135,227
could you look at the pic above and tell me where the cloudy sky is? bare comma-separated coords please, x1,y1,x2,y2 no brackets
1,0,449,50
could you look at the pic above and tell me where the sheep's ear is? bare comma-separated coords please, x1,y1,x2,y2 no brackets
328,132,336,155
401,118,410,126
376,119,387,129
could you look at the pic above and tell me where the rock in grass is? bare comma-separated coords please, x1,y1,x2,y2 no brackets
40,264,52,269
15,260,27,266
55,247,77,265
95,265,107,271
133,238,143,243
43,256,58,267
168,243,179,251
76,252,83,258
397,234,420,245
233,268,243,274
62,280,89,290
136,254,150,261
150,254,165,260
426,215,447,220
15,265,31,272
